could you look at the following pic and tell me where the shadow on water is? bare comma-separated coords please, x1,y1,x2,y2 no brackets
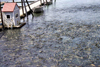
0,31,5,39
2,29,22,41
33,12,44,17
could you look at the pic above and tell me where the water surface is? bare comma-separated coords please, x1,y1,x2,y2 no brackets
0,0,100,67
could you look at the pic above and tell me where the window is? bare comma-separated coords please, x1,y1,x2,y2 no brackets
7,15,10,19
15,14,18,18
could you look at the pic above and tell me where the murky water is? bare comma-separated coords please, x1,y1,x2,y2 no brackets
0,0,100,67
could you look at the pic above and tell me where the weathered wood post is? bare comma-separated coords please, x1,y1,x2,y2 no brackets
0,1,4,29
41,0,42,4
55,0,56,2
46,0,48,5
21,0,24,15
22,0,28,20
12,0,14,2
43,0,44,4
50,0,52,2
26,0,34,17
40,0,42,5
26,0,32,11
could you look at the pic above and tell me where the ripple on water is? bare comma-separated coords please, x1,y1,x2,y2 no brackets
1,0,100,67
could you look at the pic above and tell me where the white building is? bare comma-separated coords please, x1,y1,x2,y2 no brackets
2,3,20,27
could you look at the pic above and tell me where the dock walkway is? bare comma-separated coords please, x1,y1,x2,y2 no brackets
20,0,51,16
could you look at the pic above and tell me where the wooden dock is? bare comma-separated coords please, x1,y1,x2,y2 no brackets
20,0,52,16
0,0,52,30
5,23,26,29
0,0,52,17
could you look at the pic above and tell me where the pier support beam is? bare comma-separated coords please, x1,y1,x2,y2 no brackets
43,0,45,4
40,0,42,5
0,1,4,29
12,0,14,2
21,0,24,15
46,0,48,5
22,0,28,19
26,0,34,16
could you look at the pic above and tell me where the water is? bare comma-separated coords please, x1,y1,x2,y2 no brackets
1,0,37,2
0,0,100,67
1,0,37,6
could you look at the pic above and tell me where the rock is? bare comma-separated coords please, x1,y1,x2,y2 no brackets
39,50,43,53
60,36,71,43
91,64,95,67
34,6,43,13
22,46,30,50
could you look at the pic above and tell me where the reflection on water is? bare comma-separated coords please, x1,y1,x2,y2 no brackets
0,0,100,67
34,12,44,17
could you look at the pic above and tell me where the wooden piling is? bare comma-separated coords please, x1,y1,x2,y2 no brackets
40,0,42,5
46,0,48,5
12,0,14,2
0,1,4,29
26,0,34,17
43,0,45,4
26,0,32,11
22,0,28,20
20,0,52,16
21,0,24,15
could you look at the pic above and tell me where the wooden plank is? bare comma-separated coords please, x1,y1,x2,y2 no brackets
0,25,3,30
5,23,26,29
0,1,4,28
15,1,35,3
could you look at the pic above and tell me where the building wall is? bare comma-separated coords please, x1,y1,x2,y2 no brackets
13,5,20,26
3,12,13,20
2,12,14,26
2,5,20,26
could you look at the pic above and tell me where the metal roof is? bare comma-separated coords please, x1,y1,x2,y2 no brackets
2,3,19,12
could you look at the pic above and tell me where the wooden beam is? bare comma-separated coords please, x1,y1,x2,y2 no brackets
16,1,34,3
22,0,28,19
0,1,4,29
21,0,24,15
26,0,34,17
46,0,48,5
43,0,44,4
40,0,42,5
26,0,32,11
12,0,14,2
